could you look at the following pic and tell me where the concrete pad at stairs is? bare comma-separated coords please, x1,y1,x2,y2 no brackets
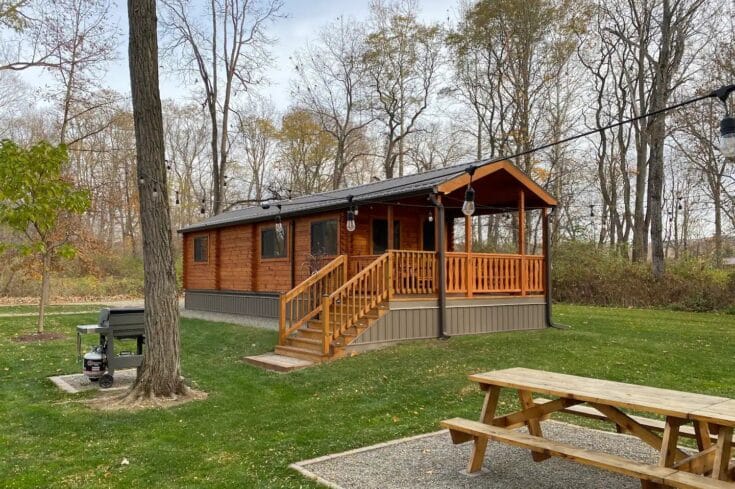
244,353,314,372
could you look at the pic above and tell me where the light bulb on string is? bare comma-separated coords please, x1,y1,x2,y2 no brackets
152,185,158,198
428,211,433,223
346,209,356,232
462,167,476,217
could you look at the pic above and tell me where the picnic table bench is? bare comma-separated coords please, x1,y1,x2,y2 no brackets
441,368,735,488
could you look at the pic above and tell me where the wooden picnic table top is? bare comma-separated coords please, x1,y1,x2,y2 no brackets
469,367,735,425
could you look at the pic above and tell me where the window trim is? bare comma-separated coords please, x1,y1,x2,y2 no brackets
259,223,289,261
192,234,210,264
309,218,340,257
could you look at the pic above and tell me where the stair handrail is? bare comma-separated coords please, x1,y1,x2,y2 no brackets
279,255,347,344
321,252,392,354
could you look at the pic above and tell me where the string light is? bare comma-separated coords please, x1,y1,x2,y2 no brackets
589,205,595,218
152,185,158,198
275,204,285,240
346,195,357,232
346,209,356,232
713,84,735,159
428,211,433,223
462,166,476,217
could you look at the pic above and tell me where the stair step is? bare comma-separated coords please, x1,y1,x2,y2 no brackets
274,345,327,362
286,336,323,351
297,327,323,339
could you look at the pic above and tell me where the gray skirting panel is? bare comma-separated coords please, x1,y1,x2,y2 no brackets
350,297,546,347
184,290,280,318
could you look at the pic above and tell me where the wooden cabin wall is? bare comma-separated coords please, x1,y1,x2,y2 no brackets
184,210,349,293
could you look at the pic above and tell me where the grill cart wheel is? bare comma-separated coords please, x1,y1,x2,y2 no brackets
99,374,114,389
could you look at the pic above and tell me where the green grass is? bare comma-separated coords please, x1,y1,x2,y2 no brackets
1,304,735,488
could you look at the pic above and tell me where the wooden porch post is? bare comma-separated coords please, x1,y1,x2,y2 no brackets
465,214,473,298
542,208,548,295
519,190,526,296
387,205,394,251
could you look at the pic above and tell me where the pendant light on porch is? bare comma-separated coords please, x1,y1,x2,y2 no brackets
346,195,356,232
275,204,285,240
346,209,356,232
462,166,476,217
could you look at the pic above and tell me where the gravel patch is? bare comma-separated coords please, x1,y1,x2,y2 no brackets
180,308,278,330
49,369,137,394
292,420,667,488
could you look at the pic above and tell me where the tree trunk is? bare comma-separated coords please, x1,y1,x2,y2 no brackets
126,0,187,399
37,252,51,334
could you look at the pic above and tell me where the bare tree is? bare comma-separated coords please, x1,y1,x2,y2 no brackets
292,17,373,189
232,101,278,204
160,0,283,215
363,0,443,178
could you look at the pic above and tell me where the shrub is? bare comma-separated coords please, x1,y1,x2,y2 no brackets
552,241,735,312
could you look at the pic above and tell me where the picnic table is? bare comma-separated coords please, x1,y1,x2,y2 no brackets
441,367,735,489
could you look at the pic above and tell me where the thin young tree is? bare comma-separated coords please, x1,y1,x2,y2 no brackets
292,17,373,190
159,0,283,215
363,0,443,179
125,0,189,401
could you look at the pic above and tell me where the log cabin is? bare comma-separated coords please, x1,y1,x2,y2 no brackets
179,159,558,362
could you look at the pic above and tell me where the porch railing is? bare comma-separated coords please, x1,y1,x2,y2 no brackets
392,250,437,294
442,252,544,296
348,255,380,277
321,252,391,354
279,255,347,344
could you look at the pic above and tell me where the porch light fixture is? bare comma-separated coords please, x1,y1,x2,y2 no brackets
428,211,433,223
275,204,285,240
462,166,476,217
346,209,356,232
713,84,735,159
346,195,357,232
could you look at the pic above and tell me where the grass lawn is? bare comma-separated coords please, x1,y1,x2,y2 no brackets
1,304,735,488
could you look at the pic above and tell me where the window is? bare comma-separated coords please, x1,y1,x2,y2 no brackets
261,227,287,259
372,219,400,254
193,236,208,262
310,219,338,256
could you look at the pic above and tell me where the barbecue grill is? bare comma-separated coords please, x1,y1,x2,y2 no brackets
76,308,145,388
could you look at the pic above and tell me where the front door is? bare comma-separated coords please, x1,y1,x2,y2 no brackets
372,219,400,254
422,220,435,251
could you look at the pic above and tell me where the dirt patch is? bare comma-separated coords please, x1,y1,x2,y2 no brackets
13,332,66,342
85,388,208,412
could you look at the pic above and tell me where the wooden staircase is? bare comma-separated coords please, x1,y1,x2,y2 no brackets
275,300,389,362
276,253,392,362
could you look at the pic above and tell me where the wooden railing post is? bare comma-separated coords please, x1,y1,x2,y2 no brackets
321,294,331,355
278,293,286,345
342,255,348,282
387,251,394,299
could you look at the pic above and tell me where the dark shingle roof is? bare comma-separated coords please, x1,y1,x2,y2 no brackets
179,159,486,233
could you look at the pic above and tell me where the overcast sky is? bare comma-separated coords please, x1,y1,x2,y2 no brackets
91,0,454,110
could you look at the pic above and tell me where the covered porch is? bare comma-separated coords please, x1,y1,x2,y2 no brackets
277,161,556,360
